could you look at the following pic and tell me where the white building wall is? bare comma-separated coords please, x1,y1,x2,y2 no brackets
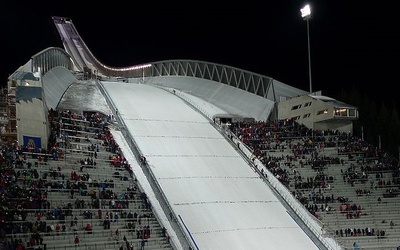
16,98,49,149
278,95,320,128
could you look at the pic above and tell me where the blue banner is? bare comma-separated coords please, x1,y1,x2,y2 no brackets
23,136,42,150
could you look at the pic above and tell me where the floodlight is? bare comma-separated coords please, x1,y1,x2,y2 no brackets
301,4,311,19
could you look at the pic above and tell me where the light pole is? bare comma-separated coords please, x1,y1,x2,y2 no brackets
301,4,312,94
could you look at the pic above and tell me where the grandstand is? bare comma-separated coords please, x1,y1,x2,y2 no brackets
1,16,399,250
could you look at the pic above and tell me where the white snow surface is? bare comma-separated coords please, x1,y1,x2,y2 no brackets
101,81,320,250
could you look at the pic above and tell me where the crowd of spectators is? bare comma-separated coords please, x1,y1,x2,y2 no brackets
229,118,400,242
0,109,170,250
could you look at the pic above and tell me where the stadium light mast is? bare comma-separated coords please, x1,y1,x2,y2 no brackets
301,4,312,94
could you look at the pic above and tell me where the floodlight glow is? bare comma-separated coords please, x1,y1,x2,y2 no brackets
301,4,311,19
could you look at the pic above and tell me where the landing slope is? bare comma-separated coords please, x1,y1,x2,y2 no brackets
101,81,318,250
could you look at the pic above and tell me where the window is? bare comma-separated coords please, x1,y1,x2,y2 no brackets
334,108,346,117
291,116,300,120
291,104,302,110
304,102,312,107
348,108,357,117
316,109,328,115
303,113,311,118
333,108,358,117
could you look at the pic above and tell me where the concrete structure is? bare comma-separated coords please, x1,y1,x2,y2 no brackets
278,94,358,134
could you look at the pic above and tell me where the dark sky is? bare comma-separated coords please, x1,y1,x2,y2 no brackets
2,1,400,106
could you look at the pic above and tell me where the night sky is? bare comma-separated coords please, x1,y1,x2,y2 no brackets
2,1,400,106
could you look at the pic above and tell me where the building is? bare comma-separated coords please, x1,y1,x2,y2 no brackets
278,94,358,134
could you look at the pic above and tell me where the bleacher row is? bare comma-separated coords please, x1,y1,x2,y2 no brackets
0,109,172,250
229,120,400,250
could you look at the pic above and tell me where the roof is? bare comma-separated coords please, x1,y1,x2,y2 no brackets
9,71,39,81
308,94,356,108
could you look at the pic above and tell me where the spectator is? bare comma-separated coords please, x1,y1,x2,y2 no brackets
84,223,92,234
55,223,61,235
115,228,120,240
74,235,80,244
140,239,147,250
114,212,119,224
98,209,102,219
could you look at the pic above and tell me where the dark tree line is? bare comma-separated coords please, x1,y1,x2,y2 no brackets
334,85,400,159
